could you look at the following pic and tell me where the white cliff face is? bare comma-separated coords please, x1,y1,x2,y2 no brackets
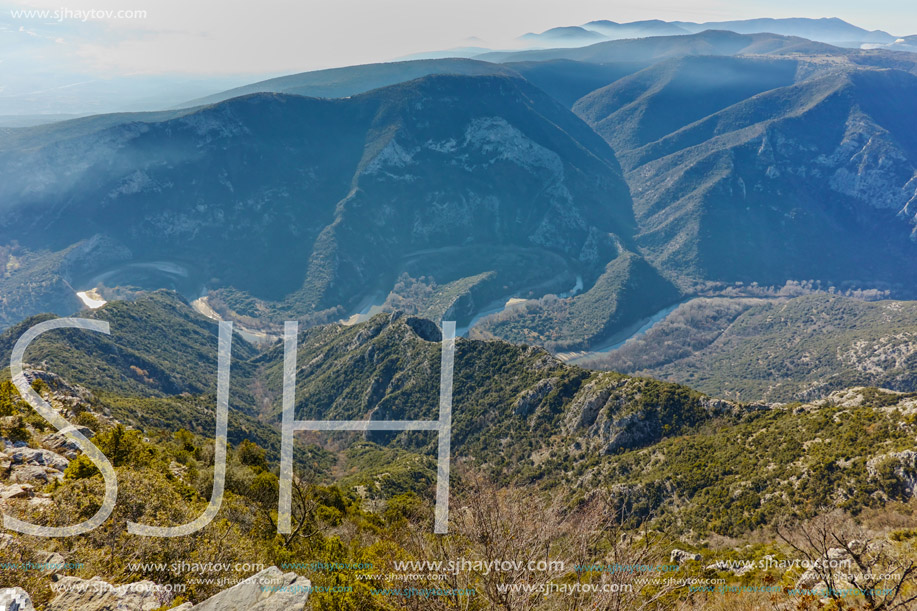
824,111,917,215
461,116,565,177
360,116,599,258
76,289,107,309
365,117,565,179
364,139,418,180
743,112,917,245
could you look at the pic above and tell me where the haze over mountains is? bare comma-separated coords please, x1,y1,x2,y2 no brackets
480,17,906,55
577,57,917,288
2,16,915,122
408,17,909,58
0,74,641,340
2,17,917,379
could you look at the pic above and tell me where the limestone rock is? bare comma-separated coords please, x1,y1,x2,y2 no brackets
0,588,34,611
8,447,70,471
562,380,612,431
0,483,33,500
37,551,67,575
670,549,701,563
47,576,165,611
705,560,755,576
514,378,557,417
794,546,858,591
404,317,442,342
866,450,917,498
7,447,69,484
10,465,53,485
42,426,95,459
189,566,311,611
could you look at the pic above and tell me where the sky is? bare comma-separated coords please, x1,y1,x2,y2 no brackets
1,0,916,115
3,0,916,77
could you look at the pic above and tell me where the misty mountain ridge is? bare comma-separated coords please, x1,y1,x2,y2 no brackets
0,73,656,349
526,16,900,48
576,63,917,289
2,16,912,120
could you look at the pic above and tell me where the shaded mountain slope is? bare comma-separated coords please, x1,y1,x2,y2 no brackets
0,291,259,403
0,74,639,346
574,55,804,153
576,63,917,290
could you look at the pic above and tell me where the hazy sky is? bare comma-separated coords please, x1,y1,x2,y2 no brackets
3,0,917,79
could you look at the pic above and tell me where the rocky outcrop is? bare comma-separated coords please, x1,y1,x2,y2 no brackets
6,447,70,484
562,376,756,454
404,317,442,342
565,380,612,430
581,386,664,455
47,576,167,611
0,588,34,611
670,549,701,563
598,411,662,454
41,426,95,460
8,447,70,471
514,378,557,416
19,369,95,417
794,545,859,591
866,450,917,498
189,566,310,611
23,567,311,611
704,560,755,576
0,482,33,500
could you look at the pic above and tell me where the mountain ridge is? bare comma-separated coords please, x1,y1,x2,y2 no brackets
574,63,917,291
0,74,649,349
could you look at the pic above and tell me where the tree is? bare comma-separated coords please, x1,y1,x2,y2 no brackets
777,509,917,611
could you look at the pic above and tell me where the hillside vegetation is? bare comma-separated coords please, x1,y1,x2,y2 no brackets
1,298,916,609
587,293,917,401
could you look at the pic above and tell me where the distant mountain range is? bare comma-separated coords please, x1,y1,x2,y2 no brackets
1,17,912,121
582,19,691,40
520,17,900,49
672,17,896,43
479,29,848,62
519,26,609,48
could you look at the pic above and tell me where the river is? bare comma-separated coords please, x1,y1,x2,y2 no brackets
556,301,687,364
